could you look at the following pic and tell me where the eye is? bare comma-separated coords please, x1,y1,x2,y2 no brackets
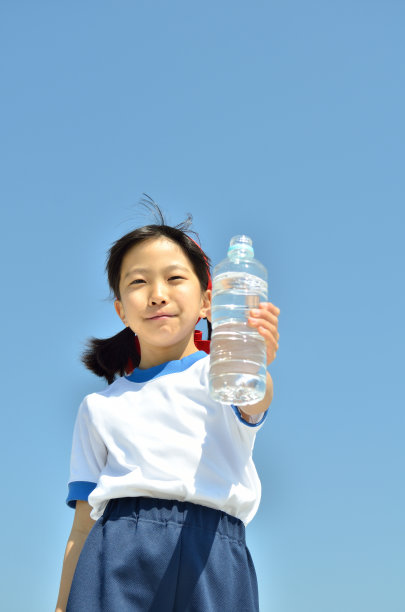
130,279,146,285
169,276,184,281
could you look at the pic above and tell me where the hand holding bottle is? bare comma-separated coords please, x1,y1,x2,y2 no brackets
247,302,280,366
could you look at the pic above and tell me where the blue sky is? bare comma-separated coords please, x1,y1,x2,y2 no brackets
1,2,404,610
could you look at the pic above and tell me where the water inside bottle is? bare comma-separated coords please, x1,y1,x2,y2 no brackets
211,271,268,329
209,321,267,405
209,270,268,405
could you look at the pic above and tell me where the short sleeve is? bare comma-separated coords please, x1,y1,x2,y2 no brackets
232,405,268,429
66,396,107,509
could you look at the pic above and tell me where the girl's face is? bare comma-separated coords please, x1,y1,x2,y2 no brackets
114,237,211,368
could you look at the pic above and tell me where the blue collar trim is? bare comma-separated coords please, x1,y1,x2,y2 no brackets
126,350,207,383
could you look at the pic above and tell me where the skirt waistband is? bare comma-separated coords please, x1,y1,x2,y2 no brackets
102,496,246,543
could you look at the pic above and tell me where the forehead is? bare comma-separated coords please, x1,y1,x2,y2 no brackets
121,237,193,272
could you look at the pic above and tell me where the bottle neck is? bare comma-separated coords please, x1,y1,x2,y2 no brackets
227,247,254,260
227,235,254,259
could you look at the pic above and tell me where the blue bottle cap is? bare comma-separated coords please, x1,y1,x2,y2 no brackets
227,235,254,258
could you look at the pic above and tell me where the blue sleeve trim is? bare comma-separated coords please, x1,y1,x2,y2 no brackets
66,481,97,509
231,405,269,428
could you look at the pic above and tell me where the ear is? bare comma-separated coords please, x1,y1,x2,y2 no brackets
114,299,127,327
200,289,212,323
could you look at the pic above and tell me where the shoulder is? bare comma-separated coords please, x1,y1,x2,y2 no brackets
78,376,131,413
96,375,131,397
174,354,210,391
188,353,210,379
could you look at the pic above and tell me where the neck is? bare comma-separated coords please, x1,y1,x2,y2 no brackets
138,336,199,370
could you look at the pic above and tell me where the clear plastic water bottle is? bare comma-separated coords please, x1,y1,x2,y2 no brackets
208,235,268,405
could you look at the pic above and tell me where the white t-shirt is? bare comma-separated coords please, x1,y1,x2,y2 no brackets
66,350,268,525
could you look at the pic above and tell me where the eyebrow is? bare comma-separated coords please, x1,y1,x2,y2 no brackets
123,264,191,280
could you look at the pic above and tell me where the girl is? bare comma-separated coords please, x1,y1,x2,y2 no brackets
56,199,280,612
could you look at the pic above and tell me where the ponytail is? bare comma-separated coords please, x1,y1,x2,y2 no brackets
81,327,140,385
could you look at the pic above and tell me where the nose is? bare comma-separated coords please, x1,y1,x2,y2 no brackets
148,282,168,306
150,297,167,306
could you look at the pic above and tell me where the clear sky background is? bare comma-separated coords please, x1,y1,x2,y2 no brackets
1,2,404,611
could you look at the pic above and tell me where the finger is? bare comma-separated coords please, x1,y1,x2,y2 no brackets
248,315,280,338
255,303,280,325
255,324,280,345
258,326,280,353
249,307,275,322
259,302,280,315
258,326,280,350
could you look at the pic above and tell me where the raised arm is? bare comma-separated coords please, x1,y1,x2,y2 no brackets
55,501,95,612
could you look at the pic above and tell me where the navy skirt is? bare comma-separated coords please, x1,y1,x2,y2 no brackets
66,496,259,611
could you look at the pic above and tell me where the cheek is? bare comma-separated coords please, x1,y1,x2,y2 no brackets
123,293,143,314
178,285,203,306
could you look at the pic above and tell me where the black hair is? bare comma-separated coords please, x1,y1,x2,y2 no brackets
81,195,212,384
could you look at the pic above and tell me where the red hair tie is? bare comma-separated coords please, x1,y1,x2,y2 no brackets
188,237,211,354
189,236,212,354
193,330,210,354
